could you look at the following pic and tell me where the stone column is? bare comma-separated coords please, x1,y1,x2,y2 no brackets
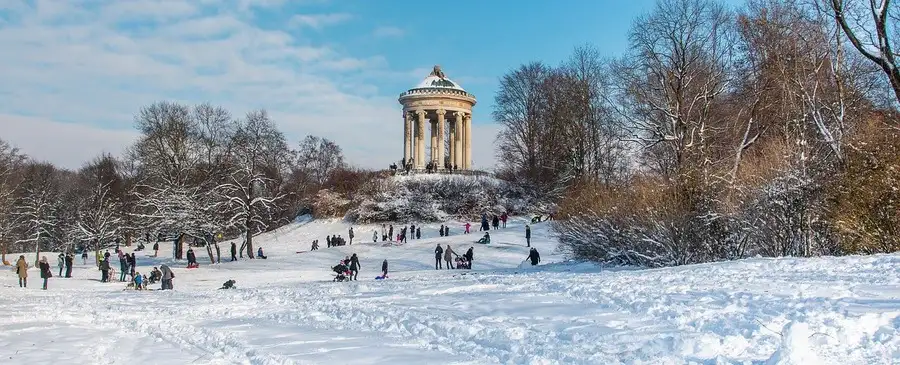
403,111,411,165
430,119,437,166
454,112,463,169
464,113,472,169
415,109,427,170
437,109,446,169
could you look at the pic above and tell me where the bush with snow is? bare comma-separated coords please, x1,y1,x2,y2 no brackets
346,174,548,223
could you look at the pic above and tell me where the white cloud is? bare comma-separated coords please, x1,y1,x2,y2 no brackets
372,26,404,38
289,13,352,29
0,1,498,172
0,114,140,170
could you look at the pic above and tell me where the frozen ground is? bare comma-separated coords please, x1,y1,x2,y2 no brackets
2,217,900,364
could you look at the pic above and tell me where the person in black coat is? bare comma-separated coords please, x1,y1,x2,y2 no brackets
100,258,110,282
186,248,197,267
64,253,74,278
39,256,52,290
434,244,444,270
348,253,360,281
230,242,237,261
464,247,474,269
416,227,421,239
153,241,160,257
525,225,532,247
381,260,388,277
528,248,541,266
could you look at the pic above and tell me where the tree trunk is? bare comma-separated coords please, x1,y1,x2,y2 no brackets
205,242,215,264
246,231,255,259
214,243,221,264
34,238,41,268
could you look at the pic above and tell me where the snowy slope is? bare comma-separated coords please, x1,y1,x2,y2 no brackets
2,217,900,364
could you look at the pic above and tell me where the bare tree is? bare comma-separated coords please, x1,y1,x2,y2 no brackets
827,0,900,105
296,135,345,187
71,155,125,253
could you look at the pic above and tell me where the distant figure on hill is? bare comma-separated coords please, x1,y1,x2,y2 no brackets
373,231,378,242
159,264,174,290
492,215,500,230
348,253,360,281
153,241,159,257
81,250,88,265
443,225,449,236
480,214,489,231
381,259,388,278
16,255,28,288
99,258,110,283
477,232,491,244
311,240,319,251
528,248,541,266
464,247,474,269
186,248,198,268
439,225,445,237
501,212,508,228
464,222,471,234
57,253,64,277
434,244,444,270
64,253,73,278
39,256,52,290
389,225,394,240
416,227,421,239
231,242,237,261
443,245,457,269
525,225,531,247
257,247,267,259
348,227,355,245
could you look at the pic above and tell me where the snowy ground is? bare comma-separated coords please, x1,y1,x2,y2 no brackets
2,217,900,364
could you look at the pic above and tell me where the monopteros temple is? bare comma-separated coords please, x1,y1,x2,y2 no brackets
398,65,476,171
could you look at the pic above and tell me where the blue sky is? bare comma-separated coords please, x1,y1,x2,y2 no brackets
0,0,743,170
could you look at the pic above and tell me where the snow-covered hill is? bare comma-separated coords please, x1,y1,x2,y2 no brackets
1,217,899,364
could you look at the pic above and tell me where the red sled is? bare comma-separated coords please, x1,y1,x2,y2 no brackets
186,263,200,269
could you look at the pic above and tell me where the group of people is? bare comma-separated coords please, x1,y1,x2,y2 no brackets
332,253,390,282
56,252,75,278
434,244,474,270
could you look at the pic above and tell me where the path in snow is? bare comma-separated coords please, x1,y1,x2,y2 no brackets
2,218,900,364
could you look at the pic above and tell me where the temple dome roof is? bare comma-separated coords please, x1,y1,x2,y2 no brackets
408,65,466,92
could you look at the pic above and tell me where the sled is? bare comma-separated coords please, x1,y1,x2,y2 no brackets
375,275,387,280
295,251,307,254
186,264,200,269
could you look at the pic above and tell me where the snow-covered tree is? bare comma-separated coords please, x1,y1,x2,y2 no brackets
219,110,292,258
13,163,61,266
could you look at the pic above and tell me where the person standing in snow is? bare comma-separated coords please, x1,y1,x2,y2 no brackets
381,259,388,278
81,249,88,265
501,212,508,228
348,227,355,245
464,247,474,269
100,258,110,283
439,225,445,237
528,248,541,266
119,253,129,282
57,253,65,277
444,226,449,236
39,256,52,290
15,255,28,288
186,248,197,267
373,231,378,242
443,245,457,269
492,215,500,230
152,241,159,257
129,253,137,276
464,222,471,234
159,264,174,290
348,253,360,281
388,225,394,241
231,242,237,261
416,227,421,239
525,225,532,247
64,253,73,278
434,244,444,270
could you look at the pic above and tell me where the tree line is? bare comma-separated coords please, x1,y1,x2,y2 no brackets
0,102,351,265
494,0,900,266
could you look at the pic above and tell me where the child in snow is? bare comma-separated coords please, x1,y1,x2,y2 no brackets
133,271,144,290
257,247,267,259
